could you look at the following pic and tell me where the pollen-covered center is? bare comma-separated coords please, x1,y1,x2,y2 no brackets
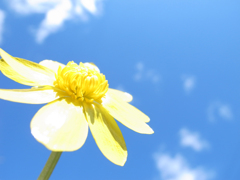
54,61,108,103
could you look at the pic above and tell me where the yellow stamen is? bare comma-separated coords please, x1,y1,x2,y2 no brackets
54,61,108,103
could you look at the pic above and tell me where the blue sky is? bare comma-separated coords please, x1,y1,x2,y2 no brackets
0,0,240,179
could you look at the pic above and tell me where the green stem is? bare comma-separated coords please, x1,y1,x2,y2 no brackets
38,151,62,180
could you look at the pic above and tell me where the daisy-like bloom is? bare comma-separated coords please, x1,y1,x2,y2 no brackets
0,49,153,166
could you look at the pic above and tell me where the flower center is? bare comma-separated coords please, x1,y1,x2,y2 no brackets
54,61,108,103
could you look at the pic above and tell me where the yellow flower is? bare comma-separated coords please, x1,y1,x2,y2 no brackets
0,49,153,166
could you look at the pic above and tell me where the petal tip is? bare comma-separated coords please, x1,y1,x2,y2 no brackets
119,159,127,166
149,128,154,134
114,152,127,166
141,125,154,134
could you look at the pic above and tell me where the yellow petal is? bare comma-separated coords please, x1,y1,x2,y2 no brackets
0,58,37,86
107,88,133,102
102,94,153,134
0,87,65,104
0,49,56,86
31,98,88,151
39,60,65,74
84,102,127,166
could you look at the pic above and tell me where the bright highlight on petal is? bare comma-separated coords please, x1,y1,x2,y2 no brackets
102,93,153,134
84,102,127,166
39,60,65,74
107,88,133,102
0,59,37,86
83,62,100,73
31,98,88,151
0,49,153,166
0,49,56,86
0,87,63,104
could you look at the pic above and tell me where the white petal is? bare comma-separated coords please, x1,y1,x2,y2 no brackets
107,88,133,102
83,62,100,73
0,87,65,104
0,58,37,86
39,60,65,74
31,98,88,151
102,94,153,134
0,49,56,86
84,102,127,166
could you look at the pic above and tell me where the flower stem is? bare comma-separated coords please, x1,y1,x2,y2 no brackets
38,151,62,180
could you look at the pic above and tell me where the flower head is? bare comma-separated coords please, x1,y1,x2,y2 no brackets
54,61,108,103
0,49,153,166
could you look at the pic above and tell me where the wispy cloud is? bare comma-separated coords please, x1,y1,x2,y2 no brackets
207,101,233,122
154,152,215,180
133,62,160,84
34,0,72,43
8,0,104,43
179,128,210,152
0,9,5,44
181,75,196,94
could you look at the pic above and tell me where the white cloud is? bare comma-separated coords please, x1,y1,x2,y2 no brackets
8,0,104,43
0,10,5,44
35,0,72,43
9,0,58,14
154,152,215,180
181,75,196,94
179,128,209,152
134,62,160,84
207,101,233,122
80,0,100,14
